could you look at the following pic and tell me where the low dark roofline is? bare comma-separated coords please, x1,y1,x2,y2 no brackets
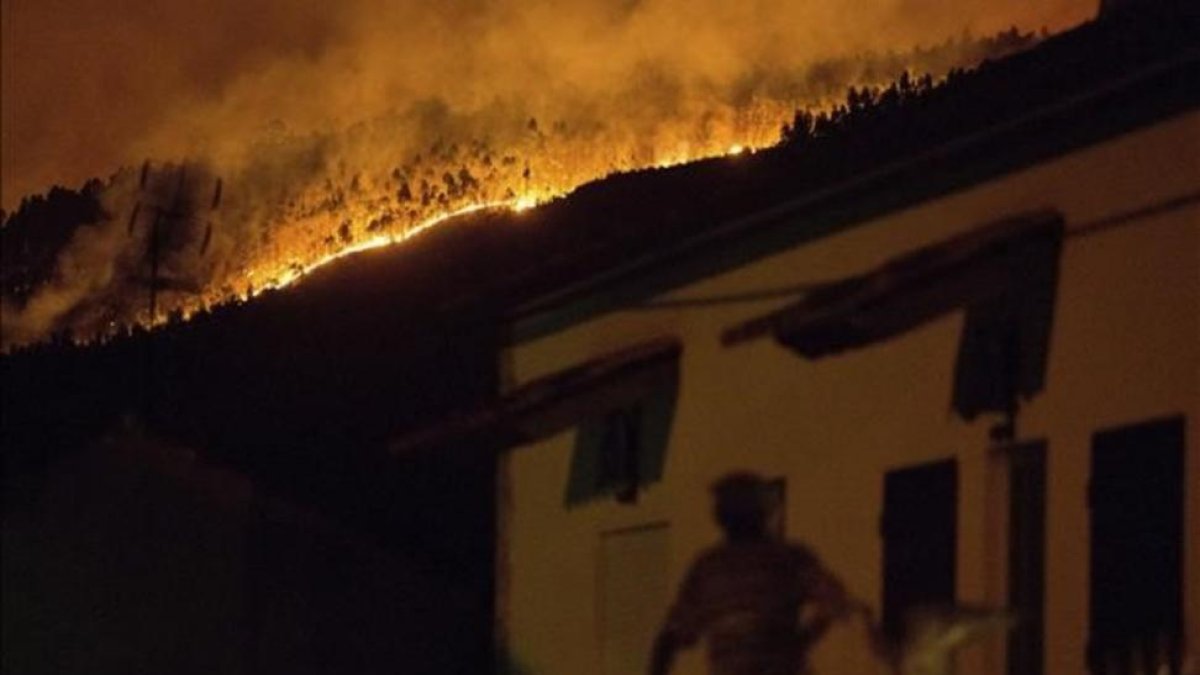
389,336,681,457
507,51,1200,345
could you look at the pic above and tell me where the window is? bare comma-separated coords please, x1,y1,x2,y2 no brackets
566,381,677,506
881,458,958,640
1088,416,1184,674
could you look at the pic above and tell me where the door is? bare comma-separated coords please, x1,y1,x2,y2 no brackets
599,523,671,675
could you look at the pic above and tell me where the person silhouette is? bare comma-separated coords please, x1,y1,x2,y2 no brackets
649,472,877,675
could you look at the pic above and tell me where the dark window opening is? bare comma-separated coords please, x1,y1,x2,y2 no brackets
1088,416,1184,675
596,406,643,503
1008,441,1046,675
881,458,958,640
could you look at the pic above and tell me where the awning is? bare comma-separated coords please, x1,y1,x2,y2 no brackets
390,336,682,457
722,210,1064,418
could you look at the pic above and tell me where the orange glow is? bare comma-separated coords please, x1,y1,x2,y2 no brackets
147,115,788,327
243,201,512,298
1,17,1068,349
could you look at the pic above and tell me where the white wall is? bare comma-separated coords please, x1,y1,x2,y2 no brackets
501,110,1199,675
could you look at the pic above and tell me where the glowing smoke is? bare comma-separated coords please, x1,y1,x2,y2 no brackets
1,0,1097,346
4,0,1096,204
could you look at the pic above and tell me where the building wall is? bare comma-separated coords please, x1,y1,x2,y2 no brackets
500,109,1199,675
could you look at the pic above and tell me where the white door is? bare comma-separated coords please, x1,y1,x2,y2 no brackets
599,523,671,675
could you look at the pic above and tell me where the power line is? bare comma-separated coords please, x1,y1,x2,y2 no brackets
1067,189,1200,240
623,281,826,309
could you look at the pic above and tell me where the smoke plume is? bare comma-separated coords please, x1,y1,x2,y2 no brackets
1,0,1096,346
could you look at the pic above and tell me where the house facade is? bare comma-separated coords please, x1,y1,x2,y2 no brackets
495,41,1199,675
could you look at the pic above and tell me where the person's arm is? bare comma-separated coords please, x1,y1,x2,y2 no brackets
796,560,851,646
806,569,896,667
649,563,704,675
649,630,681,675
796,548,886,653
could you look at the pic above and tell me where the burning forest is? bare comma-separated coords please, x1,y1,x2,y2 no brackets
1,0,1092,349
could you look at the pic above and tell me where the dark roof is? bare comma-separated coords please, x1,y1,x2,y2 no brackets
390,337,680,457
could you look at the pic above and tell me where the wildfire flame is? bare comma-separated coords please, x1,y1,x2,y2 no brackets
247,137,769,294
244,200,515,298
1,20,1062,349
126,103,790,331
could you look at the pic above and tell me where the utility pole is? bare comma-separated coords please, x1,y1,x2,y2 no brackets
126,161,222,325
124,161,222,419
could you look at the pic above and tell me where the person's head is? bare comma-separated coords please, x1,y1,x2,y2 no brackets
711,471,769,540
